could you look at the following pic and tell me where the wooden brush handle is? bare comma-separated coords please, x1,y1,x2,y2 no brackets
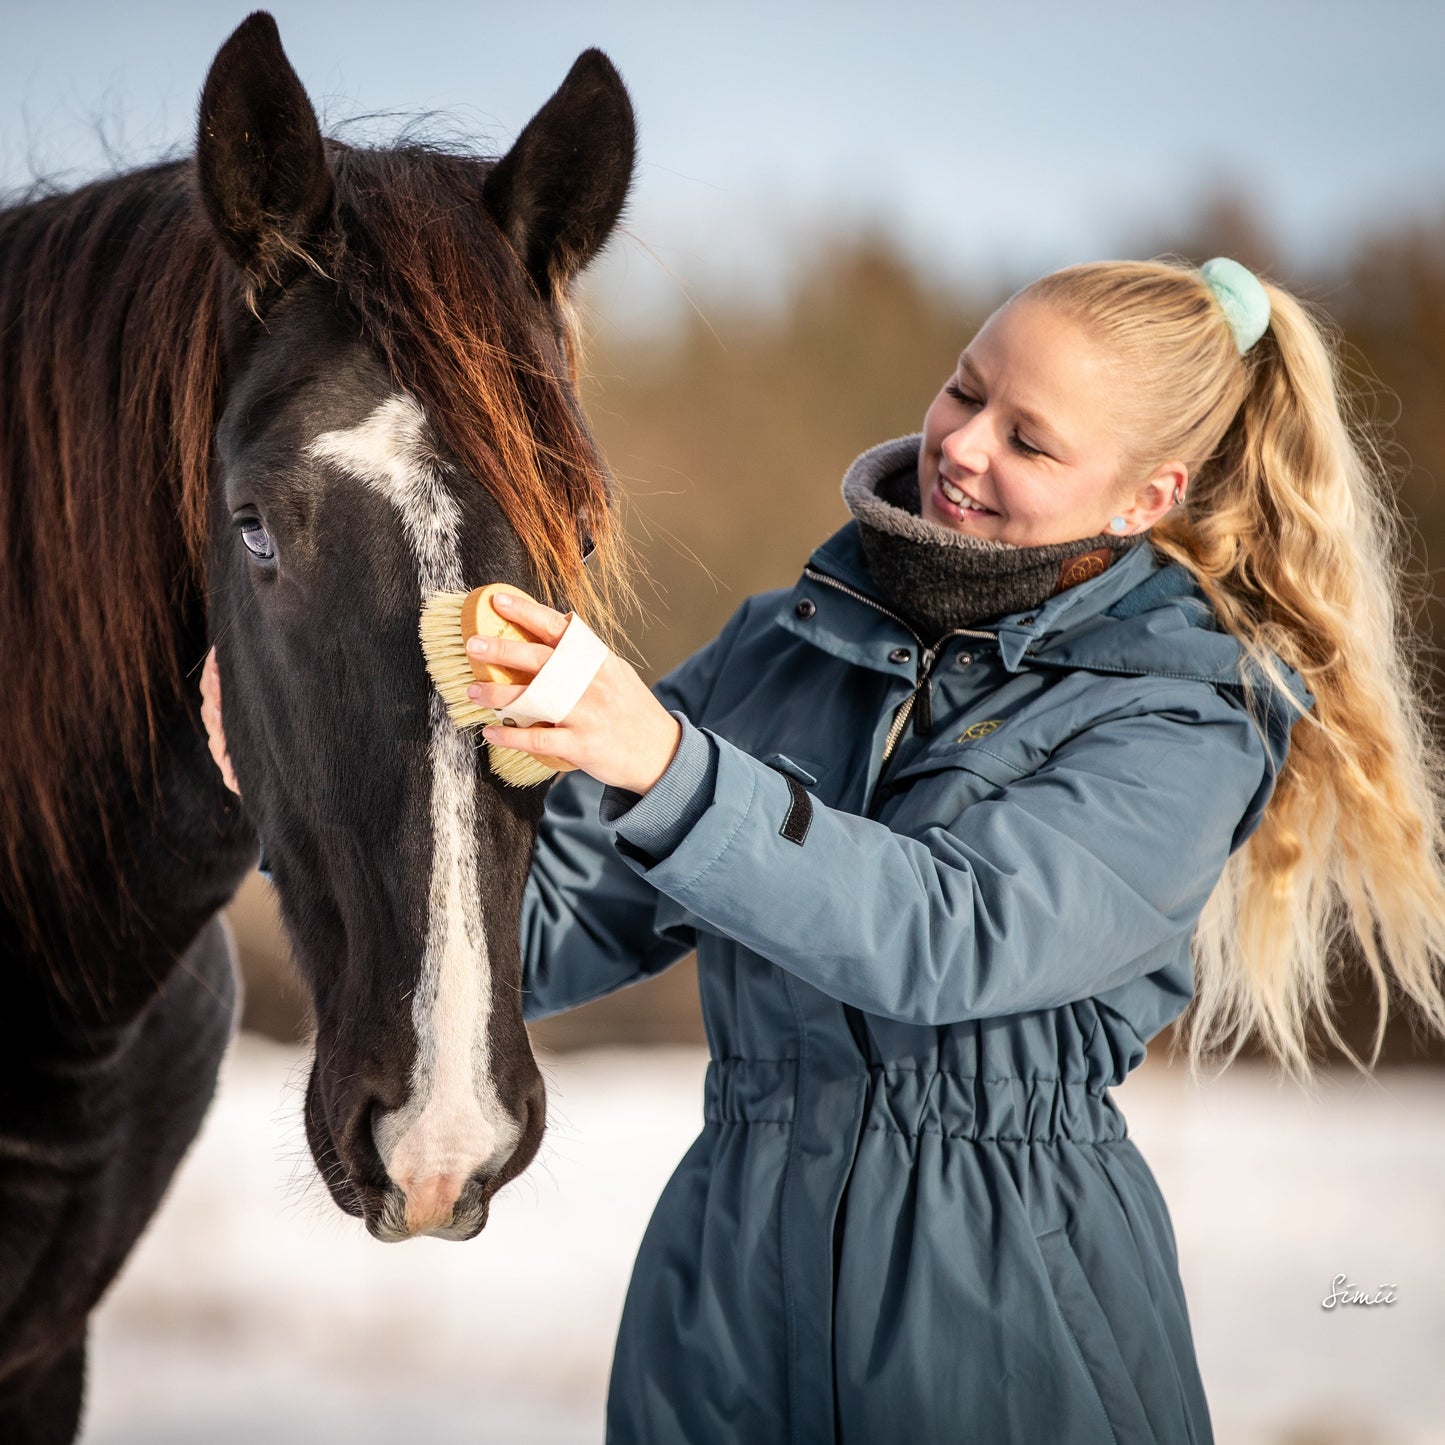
459,583,576,774
460,583,552,686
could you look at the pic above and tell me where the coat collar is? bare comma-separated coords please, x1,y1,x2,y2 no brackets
775,519,1315,718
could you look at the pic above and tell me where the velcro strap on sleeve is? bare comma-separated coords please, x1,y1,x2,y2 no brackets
778,773,813,846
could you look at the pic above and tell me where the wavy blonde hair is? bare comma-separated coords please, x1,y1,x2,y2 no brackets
1024,258,1445,1078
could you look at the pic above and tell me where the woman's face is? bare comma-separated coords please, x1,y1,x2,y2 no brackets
918,297,1151,547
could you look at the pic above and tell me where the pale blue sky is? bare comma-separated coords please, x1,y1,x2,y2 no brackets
5,1,1444,326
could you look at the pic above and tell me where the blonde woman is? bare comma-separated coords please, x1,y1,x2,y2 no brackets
207,256,1445,1442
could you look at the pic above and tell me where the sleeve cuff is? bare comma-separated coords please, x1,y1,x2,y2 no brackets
599,711,718,860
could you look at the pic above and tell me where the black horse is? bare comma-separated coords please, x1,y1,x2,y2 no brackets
0,13,635,1440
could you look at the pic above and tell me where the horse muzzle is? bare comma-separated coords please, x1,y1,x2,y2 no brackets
304,1061,547,1243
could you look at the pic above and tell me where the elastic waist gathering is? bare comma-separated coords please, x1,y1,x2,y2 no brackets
703,1058,1127,1145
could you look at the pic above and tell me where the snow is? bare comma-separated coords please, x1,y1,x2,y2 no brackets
83,1038,1445,1444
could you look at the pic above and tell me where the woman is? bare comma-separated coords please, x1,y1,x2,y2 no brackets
204,257,1445,1442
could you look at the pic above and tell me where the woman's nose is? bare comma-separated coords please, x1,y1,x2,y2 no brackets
941,418,991,474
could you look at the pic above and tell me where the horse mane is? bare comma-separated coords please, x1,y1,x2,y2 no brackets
0,143,631,933
0,163,221,927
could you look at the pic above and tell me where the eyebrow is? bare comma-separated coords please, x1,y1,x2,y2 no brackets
959,355,1066,454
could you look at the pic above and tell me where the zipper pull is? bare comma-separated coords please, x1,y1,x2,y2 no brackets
912,647,938,737
913,675,933,735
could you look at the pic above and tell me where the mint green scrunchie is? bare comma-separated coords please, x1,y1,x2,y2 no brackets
1200,256,1271,354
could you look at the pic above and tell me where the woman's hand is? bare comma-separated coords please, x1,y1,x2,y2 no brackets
466,592,682,796
200,646,242,797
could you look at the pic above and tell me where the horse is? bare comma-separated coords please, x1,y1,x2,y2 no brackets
0,13,636,1440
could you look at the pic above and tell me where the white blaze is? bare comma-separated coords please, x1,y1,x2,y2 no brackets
307,396,521,1198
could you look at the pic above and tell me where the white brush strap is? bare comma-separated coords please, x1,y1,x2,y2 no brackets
496,613,609,728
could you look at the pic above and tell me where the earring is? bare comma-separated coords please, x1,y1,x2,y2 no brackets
1110,516,1128,533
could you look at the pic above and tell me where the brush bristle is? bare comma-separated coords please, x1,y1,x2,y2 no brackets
419,589,564,788
486,744,560,788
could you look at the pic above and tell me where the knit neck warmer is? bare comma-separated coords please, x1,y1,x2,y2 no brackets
841,435,1150,642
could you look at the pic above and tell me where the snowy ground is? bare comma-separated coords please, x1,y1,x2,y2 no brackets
83,1038,1444,1445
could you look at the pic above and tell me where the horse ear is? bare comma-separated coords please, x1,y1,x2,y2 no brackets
195,11,333,284
483,49,636,297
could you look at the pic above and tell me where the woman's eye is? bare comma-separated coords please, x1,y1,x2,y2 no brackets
1011,434,1045,459
945,382,979,407
238,517,275,561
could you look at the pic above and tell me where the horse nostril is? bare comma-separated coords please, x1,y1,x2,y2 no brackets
325,1092,392,1198
524,1074,547,1146
366,1098,386,1157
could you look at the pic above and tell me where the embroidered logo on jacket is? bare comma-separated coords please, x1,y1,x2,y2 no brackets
957,719,1003,741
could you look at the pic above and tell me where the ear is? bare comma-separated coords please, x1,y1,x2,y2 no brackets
482,49,636,298
195,11,334,285
1126,460,1189,530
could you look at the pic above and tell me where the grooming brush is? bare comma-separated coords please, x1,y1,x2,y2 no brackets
419,582,575,787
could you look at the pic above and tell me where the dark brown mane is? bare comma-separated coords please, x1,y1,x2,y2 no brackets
0,144,630,928
0,162,223,921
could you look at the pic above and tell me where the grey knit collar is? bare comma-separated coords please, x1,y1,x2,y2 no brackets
841,434,1149,642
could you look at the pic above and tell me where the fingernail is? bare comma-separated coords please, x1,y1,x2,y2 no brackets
494,593,515,609
467,636,491,657
466,685,482,702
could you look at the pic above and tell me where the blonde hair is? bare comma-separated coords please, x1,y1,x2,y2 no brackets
1024,258,1445,1078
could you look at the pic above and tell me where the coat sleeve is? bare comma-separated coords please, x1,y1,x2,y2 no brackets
597,686,1279,1025
518,598,755,1021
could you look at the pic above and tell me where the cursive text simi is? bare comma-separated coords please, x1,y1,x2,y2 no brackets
1322,1274,1398,1309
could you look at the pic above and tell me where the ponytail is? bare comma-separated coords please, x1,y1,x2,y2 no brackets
1028,259,1445,1078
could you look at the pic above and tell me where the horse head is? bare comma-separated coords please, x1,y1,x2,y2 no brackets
195,14,635,1241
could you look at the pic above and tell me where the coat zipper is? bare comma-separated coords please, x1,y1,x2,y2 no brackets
800,565,1011,811
798,566,1022,1319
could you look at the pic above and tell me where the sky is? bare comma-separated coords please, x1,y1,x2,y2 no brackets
4,1,1445,326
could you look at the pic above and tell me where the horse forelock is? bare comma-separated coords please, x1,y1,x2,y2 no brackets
326,146,633,652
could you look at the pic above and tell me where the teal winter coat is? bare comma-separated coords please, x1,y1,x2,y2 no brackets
520,513,1314,1445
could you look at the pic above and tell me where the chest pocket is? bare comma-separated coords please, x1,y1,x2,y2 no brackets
874,736,1030,833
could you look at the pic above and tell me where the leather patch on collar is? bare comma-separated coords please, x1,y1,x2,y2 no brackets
1056,547,1113,593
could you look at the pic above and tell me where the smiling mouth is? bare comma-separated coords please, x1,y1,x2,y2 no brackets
938,475,996,515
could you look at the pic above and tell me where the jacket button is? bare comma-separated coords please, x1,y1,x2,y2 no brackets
794,598,816,619
955,651,973,668
889,647,911,665
1019,615,1035,626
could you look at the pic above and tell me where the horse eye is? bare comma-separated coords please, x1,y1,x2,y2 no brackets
238,517,275,561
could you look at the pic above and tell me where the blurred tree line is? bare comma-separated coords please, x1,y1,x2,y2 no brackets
235,197,1445,1066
